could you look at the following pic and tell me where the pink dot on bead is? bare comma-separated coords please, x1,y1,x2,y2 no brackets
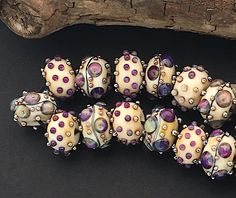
179,144,186,151
123,89,130,96
48,63,54,69
123,64,130,70
114,110,120,117
124,54,130,61
124,102,130,108
116,126,123,132
188,125,194,130
50,127,56,134
185,132,191,139
186,153,192,159
52,75,59,81
58,64,64,71
57,135,63,141
125,115,131,121
131,69,138,76
58,121,65,127
190,141,196,147
115,102,122,107
177,157,183,164
195,129,202,135
57,87,63,94
132,57,138,63
188,71,196,79
67,89,74,96
63,77,69,83
131,83,138,89
123,76,130,83
62,112,69,118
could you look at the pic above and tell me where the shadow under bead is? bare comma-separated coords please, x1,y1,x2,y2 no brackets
143,107,179,154
79,102,112,149
42,55,76,98
10,91,57,129
75,56,111,99
145,54,176,98
114,50,146,99
200,129,236,180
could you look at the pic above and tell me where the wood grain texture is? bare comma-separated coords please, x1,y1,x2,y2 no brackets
1,0,236,39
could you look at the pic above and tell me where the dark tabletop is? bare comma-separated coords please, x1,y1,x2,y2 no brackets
1,21,236,198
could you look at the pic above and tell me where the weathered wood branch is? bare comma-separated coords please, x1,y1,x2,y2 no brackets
1,0,236,39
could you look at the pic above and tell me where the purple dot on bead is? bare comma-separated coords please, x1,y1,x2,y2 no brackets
63,77,69,83
160,109,175,122
115,102,122,107
48,63,54,69
67,89,74,96
57,135,63,141
131,69,138,76
132,57,138,63
54,55,61,61
123,89,130,96
131,83,138,89
185,133,191,139
177,157,183,164
50,127,56,134
188,125,194,130
75,73,85,87
125,115,131,121
123,76,130,83
179,144,186,151
127,130,133,136
58,64,64,71
210,129,224,137
57,87,63,94
123,64,130,70
218,142,232,158
188,71,196,79
190,141,196,147
62,112,69,118
50,140,57,147
201,151,213,169
80,108,92,121
116,126,123,132
52,75,59,81
59,147,65,153
124,102,130,108
213,170,228,180
186,153,192,159
195,129,202,135
59,121,65,127
153,138,170,152
114,110,120,117
124,54,130,61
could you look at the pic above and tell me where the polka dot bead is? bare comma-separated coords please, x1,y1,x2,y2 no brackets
200,130,236,180
114,50,145,98
79,102,112,149
143,108,179,153
197,79,236,129
42,56,76,98
10,91,57,128
145,54,176,97
171,65,211,110
45,111,81,155
174,124,207,166
112,101,145,145
75,56,111,98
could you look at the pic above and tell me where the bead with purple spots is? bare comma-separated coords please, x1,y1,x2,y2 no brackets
57,135,63,141
48,63,54,69
58,121,65,127
131,69,138,76
63,77,69,83
57,87,63,94
123,64,130,70
188,71,196,79
58,64,64,71
50,127,56,134
52,75,59,81
125,115,131,121
195,129,202,135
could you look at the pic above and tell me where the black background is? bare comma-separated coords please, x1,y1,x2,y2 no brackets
1,21,236,198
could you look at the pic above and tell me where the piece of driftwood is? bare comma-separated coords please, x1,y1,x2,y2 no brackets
1,0,236,39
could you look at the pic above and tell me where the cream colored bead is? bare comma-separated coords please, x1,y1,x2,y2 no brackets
175,124,206,165
80,102,112,149
43,56,76,98
112,101,145,145
46,112,81,155
75,56,111,98
198,79,235,128
172,66,210,109
114,50,144,98
145,54,176,97
10,91,57,127
143,108,178,153
200,130,236,179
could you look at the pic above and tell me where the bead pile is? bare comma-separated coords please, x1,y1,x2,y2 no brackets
10,51,236,180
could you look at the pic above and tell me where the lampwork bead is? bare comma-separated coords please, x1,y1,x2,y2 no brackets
10,91,57,128
42,56,76,98
200,130,236,180
75,56,111,98
112,101,145,145
114,50,145,98
143,107,179,153
172,65,211,110
145,54,176,97
174,123,207,166
197,80,235,129
46,111,81,155
79,102,112,149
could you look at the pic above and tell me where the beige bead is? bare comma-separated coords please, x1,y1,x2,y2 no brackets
114,50,144,98
75,56,111,98
112,101,145,145
175,124,206,165
143,108,178,153
46,112,81,155
43,56,76,98
172,66,210,109
80,102,112,149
